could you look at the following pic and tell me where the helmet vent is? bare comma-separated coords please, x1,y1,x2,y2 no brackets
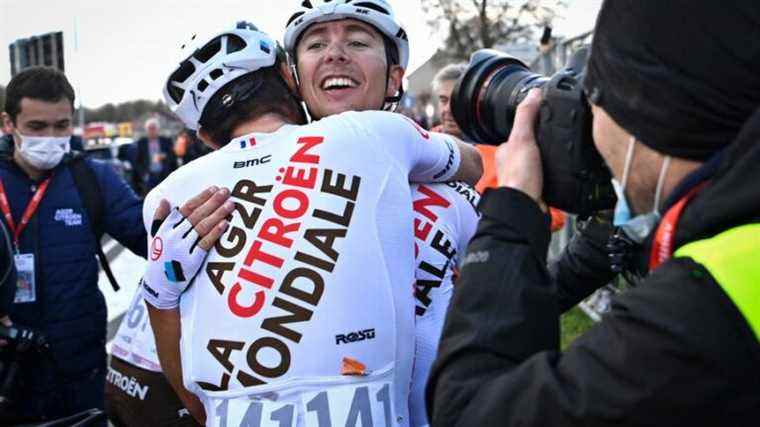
172,61,195,84
197,80,210,92
195,36,222,63
226,34,246,54
166,84,184,103
209,68,224,80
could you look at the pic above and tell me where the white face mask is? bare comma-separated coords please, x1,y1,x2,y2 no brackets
611,137,671,243
15,131,70,170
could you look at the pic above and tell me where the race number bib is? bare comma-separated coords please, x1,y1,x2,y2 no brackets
214,399,296,427
13,253,35,303
210,381,394,427
302,382,393,427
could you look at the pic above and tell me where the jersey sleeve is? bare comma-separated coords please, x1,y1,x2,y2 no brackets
457,187,481,258
353,111,462,182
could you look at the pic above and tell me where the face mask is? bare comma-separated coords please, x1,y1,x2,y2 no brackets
15,131,70,170
611,137,671,243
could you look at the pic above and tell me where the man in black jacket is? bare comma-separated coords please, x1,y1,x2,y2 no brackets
427,1,760,425
133,118,177,196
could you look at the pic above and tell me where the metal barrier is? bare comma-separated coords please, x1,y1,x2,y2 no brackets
530,30,594,75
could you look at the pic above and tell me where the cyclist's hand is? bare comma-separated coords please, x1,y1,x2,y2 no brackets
142,188,233,310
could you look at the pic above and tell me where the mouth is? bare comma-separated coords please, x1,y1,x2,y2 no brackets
320,75,360,93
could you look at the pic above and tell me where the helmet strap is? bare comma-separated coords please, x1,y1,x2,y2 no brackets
290,62,302,87
382,64,404,112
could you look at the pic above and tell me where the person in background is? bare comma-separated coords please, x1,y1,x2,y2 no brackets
430,64,466,140
173,129,211,167
133,118,177,195
431,63,565,231
0,66,146,425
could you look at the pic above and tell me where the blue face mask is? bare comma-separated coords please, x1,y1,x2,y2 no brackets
611,138,671,243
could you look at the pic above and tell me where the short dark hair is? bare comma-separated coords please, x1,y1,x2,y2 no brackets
200,64,305,147
4,67,75,123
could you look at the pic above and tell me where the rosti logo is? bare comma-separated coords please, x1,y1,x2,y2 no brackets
335,328,375,345
150,237,163,261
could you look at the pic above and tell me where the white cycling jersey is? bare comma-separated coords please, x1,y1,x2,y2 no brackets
111,289,162,372
143,111,462,427
409,182,479,427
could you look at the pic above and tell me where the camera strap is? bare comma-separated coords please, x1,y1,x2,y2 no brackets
649,181,709,270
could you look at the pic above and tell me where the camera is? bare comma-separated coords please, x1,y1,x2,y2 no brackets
450,48,616,216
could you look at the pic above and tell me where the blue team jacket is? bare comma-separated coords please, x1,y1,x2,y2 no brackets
0,151,147,392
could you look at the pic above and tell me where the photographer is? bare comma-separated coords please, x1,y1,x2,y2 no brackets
427,1,760,425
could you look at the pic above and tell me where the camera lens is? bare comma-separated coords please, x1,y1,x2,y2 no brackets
451,49,548,144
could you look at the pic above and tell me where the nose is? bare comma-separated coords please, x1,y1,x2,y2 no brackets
324,42,349,64
439,100,451,119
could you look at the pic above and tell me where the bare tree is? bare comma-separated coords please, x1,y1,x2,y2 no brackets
422,0,565,62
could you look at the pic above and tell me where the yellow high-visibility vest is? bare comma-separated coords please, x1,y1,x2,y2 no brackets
675,223,760,341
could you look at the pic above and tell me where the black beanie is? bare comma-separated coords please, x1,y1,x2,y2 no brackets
584,0,760,161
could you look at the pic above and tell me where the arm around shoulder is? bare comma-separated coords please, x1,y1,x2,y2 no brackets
449,139,483,186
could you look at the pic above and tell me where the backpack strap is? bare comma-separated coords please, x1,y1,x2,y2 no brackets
67,153,121,292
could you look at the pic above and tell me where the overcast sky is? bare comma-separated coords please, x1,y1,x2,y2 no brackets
0,0,602,108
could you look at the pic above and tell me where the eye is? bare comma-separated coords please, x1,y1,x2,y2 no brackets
306,41,325,50
348,40,368,48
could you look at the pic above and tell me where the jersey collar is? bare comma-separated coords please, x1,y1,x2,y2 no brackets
224,125,296,152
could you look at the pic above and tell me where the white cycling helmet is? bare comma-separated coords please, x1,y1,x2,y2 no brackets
164,22,280,130
284,0,410,71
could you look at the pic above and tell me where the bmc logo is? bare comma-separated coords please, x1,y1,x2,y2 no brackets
233,155,272,169
141,278,159,298
335,329,376,345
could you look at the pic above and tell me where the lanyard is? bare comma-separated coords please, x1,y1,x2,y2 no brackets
649,182,708,270
0,176,53,250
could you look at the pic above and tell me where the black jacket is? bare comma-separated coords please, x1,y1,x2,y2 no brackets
133,136,177,192
0,220,16,317
550,213,618,312
427,112,760,426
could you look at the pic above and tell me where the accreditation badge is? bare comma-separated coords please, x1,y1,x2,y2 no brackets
13,253,36,303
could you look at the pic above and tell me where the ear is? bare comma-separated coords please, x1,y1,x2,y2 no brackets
1,112,12,133
279,61,300,97
2,113,20,146
386,65,405,98
197,128,220,150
